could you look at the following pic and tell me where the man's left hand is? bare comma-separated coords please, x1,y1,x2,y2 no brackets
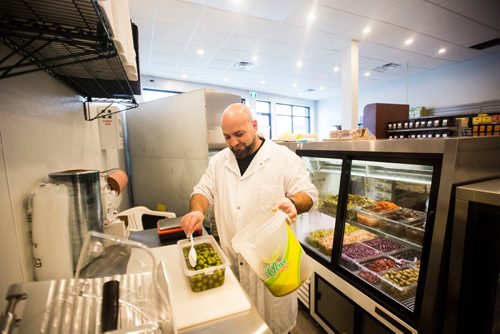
272,197,297,221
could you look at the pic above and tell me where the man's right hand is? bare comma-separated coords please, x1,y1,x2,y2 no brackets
181,210,204,236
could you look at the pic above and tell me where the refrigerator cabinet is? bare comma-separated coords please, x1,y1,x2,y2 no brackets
125,89,240,215
444,178,500,334
294,137,500,333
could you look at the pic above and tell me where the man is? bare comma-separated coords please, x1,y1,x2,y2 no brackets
181,103,318,333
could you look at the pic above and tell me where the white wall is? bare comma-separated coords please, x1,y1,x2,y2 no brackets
0,47,130,309
317,52,500,138
140,75,318,137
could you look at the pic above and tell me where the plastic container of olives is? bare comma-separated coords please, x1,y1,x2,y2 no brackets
177,235,229,292
379,266,419,301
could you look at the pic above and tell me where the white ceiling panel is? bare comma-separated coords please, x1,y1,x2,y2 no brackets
344,0,403,17
149,52,183,65
183,0,307,21
255,39,290,55
132,18,155,39
213,48,254,61
235,17,281,38
375,0,437,26
190,29,230,47
128,0,157,20
298,30,345,50
204,59,235,70
183,46,219,61
153,23,193,43
150,40,186,55
156,0,204,27
312,6,371,35
197,7,243,33
222,35,260,52
300,47,341,63
429,0,500,30
128,0,500,100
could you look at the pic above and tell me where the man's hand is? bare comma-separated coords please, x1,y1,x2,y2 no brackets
181,210,204,236
272,197,297,221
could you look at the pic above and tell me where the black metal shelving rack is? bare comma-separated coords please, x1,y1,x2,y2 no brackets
0,0,139,120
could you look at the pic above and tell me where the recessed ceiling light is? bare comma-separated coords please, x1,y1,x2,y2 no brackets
252,55,258,62
296,61,303,67
224,77,229,81
197,49,205,55
292,83,297,87
364,72,370,77
319,86,325,90
438,48,446,54
363,27,371,34
333,66,339,72
260,80,266,85
181,74,187,79
405,38,413,45
307,13,315,21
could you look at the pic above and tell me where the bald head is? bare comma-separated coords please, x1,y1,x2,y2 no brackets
220,103,261,159
221,103,253,124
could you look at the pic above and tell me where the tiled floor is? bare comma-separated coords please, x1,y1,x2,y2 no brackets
291,302,327,334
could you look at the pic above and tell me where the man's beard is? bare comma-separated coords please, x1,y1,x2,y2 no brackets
231,143,253,159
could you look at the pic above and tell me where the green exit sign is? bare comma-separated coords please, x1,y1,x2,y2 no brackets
249,91,257,98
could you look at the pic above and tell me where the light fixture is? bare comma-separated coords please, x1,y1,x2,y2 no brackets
296,61,303,67
181,74,187,79
260,80,266,85
252,55,258,62
438,48,446,54
405,38,413,45
319,86,325,90
197,48,205,55
333,66,339,72
307,13,315,21
364,72,370,77
292,83,297,87
363,27,371,34
224,77,229,81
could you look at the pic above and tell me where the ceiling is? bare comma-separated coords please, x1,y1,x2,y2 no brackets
128,0,500,100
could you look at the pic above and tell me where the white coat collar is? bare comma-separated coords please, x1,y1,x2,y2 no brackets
224,138,272,179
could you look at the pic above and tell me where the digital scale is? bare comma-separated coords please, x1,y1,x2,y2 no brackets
157,217,201,240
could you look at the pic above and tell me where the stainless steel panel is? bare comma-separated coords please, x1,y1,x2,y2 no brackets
455,178,500,205
125,89,240,215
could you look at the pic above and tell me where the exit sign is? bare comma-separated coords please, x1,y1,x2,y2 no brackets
249,91,257,98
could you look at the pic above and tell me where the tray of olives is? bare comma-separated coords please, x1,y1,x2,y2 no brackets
379,267,419,301
177,235,229,292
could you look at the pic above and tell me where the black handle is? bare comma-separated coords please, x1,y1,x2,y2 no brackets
101,280,120,332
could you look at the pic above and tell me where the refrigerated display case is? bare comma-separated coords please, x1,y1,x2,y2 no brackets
290,137,500,333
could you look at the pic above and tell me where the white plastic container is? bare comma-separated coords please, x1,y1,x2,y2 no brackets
232,210,312,297
177,235,229,292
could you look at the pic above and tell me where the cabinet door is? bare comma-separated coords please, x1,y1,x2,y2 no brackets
359,311,395,334
316,274,355,334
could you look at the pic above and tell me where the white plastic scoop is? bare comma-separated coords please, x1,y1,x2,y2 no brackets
188,234,197,268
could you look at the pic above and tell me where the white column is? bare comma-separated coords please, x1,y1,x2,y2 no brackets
341,40,359,130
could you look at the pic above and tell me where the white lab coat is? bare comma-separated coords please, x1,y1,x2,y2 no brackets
192,139,318,333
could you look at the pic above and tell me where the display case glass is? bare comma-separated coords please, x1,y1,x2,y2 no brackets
295,152,439,327
339,160,433,313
